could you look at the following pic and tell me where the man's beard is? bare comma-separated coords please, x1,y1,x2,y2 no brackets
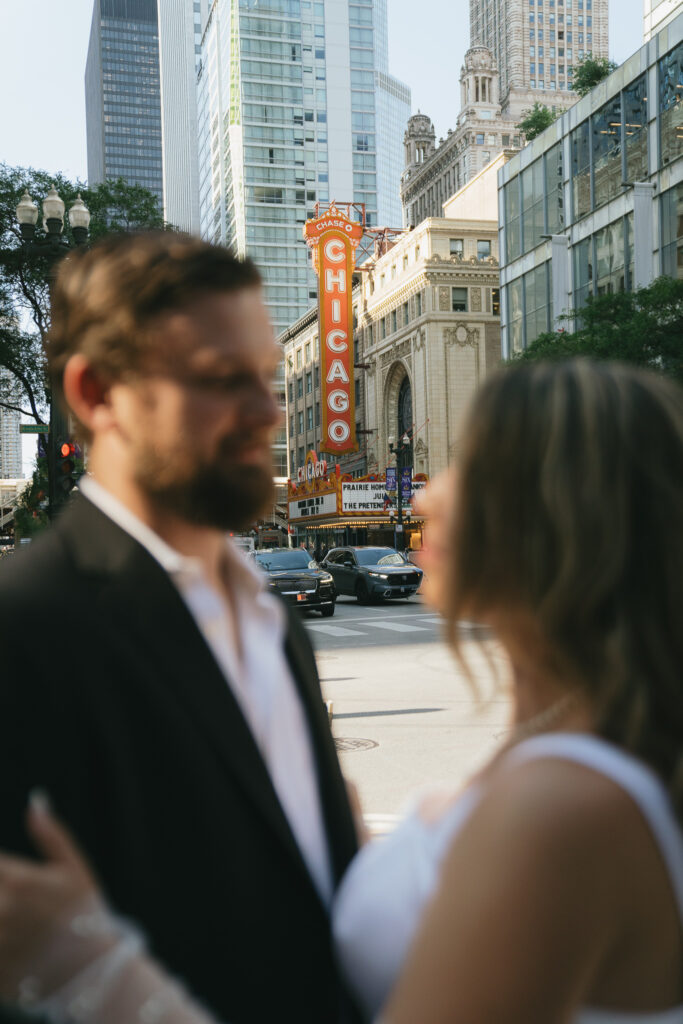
134,441,275,531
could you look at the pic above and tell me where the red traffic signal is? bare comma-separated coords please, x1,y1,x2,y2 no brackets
57,439,79,495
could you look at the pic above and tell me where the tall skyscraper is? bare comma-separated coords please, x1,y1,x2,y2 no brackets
469,0,609,120
197,0,411,337
0,374,23,480
86,0,209,231
86,0,164,206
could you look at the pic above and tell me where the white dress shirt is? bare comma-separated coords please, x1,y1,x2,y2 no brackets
78,477,334,906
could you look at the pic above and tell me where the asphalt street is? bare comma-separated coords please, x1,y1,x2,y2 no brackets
303,596,513,829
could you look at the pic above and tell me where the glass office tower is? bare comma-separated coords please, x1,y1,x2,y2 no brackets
86,0,210,230
498,11,683,357
197,0,411,336
86,0,164,206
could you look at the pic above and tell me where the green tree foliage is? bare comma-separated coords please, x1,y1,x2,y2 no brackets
571,54,619,98
12,455,49,540
0,163,166,425
515,277,683,385
518,103,558,142
0,164,167,538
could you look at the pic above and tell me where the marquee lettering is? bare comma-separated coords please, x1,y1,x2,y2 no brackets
327,389,350,413
324,238,345,263
303,205,363,455
327,359,350,384
326,328,348,353
324,268,346,293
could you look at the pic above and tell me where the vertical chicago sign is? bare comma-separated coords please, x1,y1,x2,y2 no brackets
304,205,364,455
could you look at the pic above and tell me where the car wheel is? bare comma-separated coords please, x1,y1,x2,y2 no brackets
355,579,371,605
320,603,335,618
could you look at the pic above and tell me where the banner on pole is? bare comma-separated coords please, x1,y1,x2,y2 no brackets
400,467,413,502
304,205,363,455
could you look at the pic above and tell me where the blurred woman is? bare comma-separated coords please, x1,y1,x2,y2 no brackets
334,360,683,1023
0,360,681,1024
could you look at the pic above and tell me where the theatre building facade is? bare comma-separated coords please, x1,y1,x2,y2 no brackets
280,169,503,546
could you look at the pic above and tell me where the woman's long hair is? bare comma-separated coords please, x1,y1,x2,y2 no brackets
447,360,683,820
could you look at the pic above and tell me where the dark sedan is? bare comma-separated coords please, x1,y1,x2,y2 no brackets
322,546,423,604
251,548,336,616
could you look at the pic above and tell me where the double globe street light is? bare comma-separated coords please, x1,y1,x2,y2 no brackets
14,187,91,519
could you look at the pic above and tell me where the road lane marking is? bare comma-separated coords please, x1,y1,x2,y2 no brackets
367,620,428,632
364,812,401,837
307,624,365,637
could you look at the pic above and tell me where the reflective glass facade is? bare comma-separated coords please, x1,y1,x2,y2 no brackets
659,39,683,168
198,0,409,336
660,180,683,278
503,142,564,262
568,75,648,220
499,13,683,357
86,0,163,205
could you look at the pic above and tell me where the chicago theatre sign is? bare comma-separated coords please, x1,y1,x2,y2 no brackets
304,205,364,455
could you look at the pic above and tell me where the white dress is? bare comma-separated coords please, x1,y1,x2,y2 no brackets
332,733,683,1024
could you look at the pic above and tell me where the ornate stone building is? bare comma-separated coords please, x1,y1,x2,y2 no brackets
355,189,502,479
470,0,609,121
282,158,506,492
400,47,521,226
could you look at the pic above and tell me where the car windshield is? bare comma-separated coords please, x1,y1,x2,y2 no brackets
254,551,318,571
354,548,406,566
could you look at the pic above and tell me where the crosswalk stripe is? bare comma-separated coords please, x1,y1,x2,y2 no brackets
365,620,428,632
364,812,401,837
306,624,365,637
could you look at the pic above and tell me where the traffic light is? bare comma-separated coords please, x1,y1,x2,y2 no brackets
57,440,79,495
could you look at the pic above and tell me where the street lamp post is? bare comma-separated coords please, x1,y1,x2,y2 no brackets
14,188,91,520
388,432,411,553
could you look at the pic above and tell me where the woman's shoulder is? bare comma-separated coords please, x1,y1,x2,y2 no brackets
438,737,680,936
467,748,641,855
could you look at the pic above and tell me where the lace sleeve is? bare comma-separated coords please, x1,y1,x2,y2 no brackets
14,899,225,1024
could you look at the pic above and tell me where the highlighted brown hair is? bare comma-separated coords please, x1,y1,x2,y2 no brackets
448,360,683,820
47,231,261,438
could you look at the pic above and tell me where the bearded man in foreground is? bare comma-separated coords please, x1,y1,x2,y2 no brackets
0,233,361,1024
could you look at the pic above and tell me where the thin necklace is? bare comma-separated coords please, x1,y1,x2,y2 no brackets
504,689,578,747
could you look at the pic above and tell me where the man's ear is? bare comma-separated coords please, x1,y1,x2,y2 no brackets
62,355,115,434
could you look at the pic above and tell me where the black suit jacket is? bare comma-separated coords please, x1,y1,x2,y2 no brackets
0,496,361,1024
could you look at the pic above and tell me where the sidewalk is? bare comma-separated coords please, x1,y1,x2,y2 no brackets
319,636,512,819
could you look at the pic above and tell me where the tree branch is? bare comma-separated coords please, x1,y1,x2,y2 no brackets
0,397,41,420
0,359,45,423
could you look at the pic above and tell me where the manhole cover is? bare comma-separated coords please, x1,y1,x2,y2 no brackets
334,737,378,751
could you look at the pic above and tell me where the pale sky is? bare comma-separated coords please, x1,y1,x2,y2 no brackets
0,0,646,183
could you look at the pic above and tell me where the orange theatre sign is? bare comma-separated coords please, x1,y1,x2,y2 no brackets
304,205,364,455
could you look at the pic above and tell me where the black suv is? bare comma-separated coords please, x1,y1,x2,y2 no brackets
322,546,423,604
251,548,336,616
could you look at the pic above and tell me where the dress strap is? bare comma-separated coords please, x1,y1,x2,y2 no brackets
503,733,683,919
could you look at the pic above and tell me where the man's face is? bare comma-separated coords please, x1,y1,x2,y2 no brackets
112,287,282,531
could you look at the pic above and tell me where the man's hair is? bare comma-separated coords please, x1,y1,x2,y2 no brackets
47,231,261,432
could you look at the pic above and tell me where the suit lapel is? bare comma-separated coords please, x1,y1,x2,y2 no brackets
283,615,359,885
60,497,321,893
